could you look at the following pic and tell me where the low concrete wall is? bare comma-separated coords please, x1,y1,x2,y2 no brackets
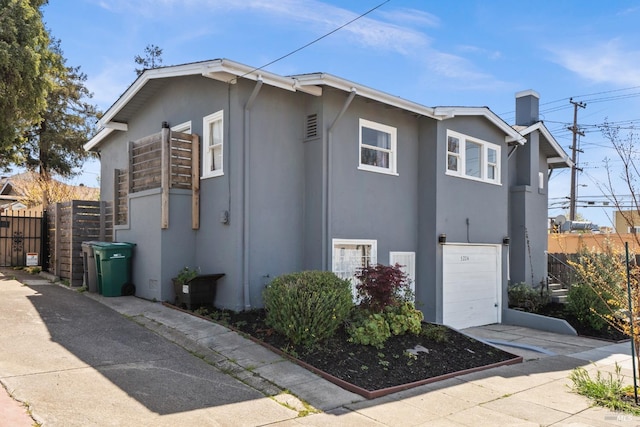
502,308,577,335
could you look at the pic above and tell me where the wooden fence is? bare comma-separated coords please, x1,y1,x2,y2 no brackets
48,200,112,286
115,127,200,229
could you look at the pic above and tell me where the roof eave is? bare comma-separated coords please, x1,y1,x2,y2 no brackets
520,122,572,168
294,73,441,120
433,106,527,145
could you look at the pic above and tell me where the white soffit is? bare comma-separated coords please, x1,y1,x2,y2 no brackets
433,106,527,145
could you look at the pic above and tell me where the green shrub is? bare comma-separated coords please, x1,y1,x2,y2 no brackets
566,284,611,331
263,271,353,348
385,302,423,335
507,282,549,312
346,311,391,349
421,324,449,343
347,302,424,348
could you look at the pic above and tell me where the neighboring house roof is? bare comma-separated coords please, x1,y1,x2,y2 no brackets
0,172,99,209
85,58,527,151
514,122,572,169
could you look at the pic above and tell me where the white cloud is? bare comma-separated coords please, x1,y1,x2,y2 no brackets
426,52,507,90
378,8,440,28
90,0,504,89
456,45,502,60
548,39,640,87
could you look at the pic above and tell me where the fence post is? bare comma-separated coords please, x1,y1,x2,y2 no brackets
54,202,61,276
99,200,106,241
161,123,170,229
192,133,200,230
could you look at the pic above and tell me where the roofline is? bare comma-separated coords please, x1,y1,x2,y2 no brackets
84,127,115,151
85,58,534,151
519,122,573,168
293,73,442,120
86,59,326,151
433,106,527,145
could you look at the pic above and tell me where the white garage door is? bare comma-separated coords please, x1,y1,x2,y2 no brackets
442,244,501,329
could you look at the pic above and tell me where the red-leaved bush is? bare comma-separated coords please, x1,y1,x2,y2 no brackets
354,263,410,312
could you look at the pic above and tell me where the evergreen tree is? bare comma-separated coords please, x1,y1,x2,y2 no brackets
0,0,55,161
12,38,99,206
134,44,163,76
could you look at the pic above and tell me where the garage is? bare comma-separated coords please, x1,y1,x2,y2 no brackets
442,244,502,329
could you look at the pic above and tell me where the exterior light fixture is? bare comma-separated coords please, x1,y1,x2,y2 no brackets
503,236,510,245
438,233,447,244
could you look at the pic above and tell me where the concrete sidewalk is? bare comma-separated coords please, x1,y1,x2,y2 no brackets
1,269,637,426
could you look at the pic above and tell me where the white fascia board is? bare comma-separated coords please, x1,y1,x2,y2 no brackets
84,127,115,151
202,59,322,96
104,122,128,131
98,62,212,128
520,122,572,168
548,156,573,167
294,73,440,119
433,106,527,145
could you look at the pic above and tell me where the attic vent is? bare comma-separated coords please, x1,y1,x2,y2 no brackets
306,113,318,139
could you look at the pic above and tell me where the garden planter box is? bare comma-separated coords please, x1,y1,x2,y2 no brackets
173,273,225,310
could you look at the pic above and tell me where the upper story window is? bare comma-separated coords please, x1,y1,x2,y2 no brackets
446,130,500,185
358,119,398,176
202,111,223,178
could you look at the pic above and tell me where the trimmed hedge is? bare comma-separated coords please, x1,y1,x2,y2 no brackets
263,271,353,348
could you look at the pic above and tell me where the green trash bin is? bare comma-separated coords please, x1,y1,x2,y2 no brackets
93,242,136,297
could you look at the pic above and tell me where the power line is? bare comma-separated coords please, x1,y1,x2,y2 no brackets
231,1,391,83
499,85,640,117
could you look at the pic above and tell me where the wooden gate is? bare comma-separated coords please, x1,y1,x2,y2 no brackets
0,209,47,268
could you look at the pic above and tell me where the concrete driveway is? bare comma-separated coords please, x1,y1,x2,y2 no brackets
1,269,636,426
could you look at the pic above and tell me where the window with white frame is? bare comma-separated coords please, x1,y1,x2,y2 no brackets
332,239,377,297
389,251,415,301
202,111,223,178
359,119,397,175
171,121,192,134
446,130,501,184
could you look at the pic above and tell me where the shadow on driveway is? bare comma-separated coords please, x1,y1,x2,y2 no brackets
6,276,269,416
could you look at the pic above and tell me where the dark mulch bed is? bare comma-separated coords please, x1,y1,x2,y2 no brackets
190,307,519,393
535,303,629,342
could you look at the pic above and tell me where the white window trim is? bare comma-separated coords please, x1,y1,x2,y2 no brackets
389,251,416,301
358,118,398,176
171,121,192,133
332,239,377,299
202,111,224,179
445,130,501,185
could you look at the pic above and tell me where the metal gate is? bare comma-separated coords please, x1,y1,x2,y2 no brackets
0,210,48,268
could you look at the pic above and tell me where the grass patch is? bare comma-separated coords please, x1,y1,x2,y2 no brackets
570,363,640,415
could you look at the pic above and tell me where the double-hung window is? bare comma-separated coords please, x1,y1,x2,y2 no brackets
202,111,224,178
359,119,397,175
332,239,377,298
446,130,500,184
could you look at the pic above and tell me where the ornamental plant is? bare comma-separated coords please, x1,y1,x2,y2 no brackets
174,266,199,285
354,263,412,312
347,264,423,348
263,271,353,348
566,241,640,367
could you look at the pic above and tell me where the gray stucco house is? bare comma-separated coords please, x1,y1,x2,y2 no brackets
85,59,570,329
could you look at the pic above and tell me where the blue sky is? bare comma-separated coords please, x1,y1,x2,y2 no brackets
40,0,640,227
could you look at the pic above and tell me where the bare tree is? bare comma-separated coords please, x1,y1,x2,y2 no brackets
599,121,640,245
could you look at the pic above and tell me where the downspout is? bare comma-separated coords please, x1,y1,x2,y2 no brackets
242,76,263,310
323,88,357,269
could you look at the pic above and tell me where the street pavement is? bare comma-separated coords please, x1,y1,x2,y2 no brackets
0,268,637,426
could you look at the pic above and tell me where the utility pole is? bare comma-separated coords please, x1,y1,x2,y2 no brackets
568,98,586,221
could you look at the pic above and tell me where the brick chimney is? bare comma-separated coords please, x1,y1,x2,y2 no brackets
515,89,540,126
